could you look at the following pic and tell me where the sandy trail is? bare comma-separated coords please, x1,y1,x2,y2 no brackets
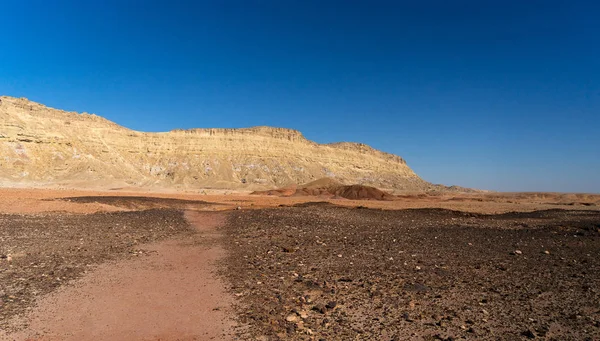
2,211,235,341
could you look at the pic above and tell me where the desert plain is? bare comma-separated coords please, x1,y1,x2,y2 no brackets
1,96,599,340
0,187,598,341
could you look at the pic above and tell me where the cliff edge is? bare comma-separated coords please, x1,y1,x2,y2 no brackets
0,96,431,191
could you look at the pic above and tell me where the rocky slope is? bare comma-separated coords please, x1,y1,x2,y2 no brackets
0,96,430,191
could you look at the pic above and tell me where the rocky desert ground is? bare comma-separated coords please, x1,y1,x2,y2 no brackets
1,96,599,340
0,187,599,340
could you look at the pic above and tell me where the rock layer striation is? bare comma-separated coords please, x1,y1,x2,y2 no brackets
0,96,429,190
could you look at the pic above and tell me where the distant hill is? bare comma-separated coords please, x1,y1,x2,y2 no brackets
0,96,436,191
252,177,396,200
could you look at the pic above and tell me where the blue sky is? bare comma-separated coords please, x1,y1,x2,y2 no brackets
1,0,598,192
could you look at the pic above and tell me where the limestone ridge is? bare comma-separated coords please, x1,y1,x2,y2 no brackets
0,96,429,190
172,128,408,165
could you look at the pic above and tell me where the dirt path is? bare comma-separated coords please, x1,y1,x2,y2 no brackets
2,211,235,341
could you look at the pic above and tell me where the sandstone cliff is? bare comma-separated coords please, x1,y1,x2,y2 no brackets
0,96,430,191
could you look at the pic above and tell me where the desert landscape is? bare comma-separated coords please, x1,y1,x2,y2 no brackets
1,97,599,340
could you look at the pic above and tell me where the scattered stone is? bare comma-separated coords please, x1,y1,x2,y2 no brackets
285,313,299,322
521,329,536,339
312,304,327,314
281,246,295,253
220,206,600,340
404,282,429,292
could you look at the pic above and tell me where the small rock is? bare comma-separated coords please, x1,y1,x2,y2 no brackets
326,301,337,309
286,314,299,322
404,282,429,292
513,250,522,255
312,304,327,314
521,329,536,339
544,250,550,255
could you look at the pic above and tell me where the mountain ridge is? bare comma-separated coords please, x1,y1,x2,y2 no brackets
0,96,431,191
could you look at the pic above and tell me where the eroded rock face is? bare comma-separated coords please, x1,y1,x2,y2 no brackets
0,96,429,190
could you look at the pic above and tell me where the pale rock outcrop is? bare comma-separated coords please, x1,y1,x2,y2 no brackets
0,96,430,191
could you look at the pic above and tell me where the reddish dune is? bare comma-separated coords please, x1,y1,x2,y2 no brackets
252,178,395,201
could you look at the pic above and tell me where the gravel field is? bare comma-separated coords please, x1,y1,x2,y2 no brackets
2,200,599,340
222,204,600,340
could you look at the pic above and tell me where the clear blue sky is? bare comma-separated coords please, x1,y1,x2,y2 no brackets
1,1,598,193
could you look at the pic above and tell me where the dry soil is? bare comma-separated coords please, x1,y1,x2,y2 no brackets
0,188,599,341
